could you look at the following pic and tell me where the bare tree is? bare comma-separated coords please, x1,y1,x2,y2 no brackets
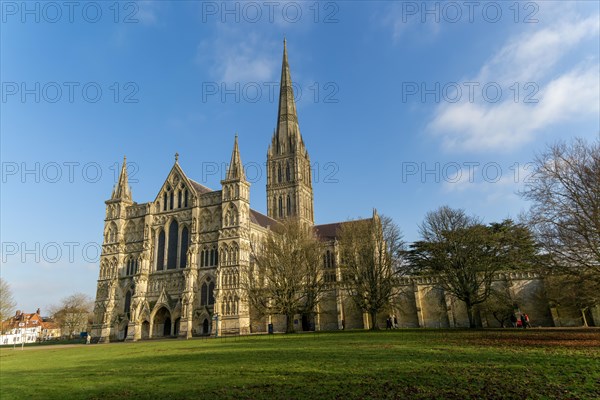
49,293,94,339
407,206,538,328
337,212,405,330
544,274,600,327
0,278,17,323
521,138,600,283
243,218,326,333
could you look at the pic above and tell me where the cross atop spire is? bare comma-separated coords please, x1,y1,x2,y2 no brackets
175,152,179,163
111,155,132,201
225,134,245,181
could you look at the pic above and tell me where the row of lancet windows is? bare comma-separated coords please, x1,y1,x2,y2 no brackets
276,161,293,184
275,195,294,218
106,224,118,243
161,187,189,211
200,247,218,267
200,245,239,267
125,257,139,276
156,220,190,271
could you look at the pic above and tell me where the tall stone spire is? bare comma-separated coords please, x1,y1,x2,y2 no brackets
266,40,314,225
111,156,132,201
269,38,305,157
226,134,245,181
277,38,298,134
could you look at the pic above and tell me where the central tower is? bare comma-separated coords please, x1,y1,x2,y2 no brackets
267,40,314,225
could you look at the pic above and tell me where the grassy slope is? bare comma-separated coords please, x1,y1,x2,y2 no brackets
1,329,599,400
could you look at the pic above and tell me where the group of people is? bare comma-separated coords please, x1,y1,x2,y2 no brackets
510,313,531,328
386,316,398,329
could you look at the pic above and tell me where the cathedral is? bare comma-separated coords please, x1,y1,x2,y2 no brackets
92,42,591,342
92,41,367,342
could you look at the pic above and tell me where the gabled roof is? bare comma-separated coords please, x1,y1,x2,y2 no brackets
250,209,278,229
189,179,213,195
314,218,373,240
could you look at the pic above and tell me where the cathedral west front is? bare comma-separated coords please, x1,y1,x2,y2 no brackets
92,41,359,341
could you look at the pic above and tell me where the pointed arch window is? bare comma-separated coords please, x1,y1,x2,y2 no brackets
167,220,178,269
163,193,167,211
124,290,132,318
277,163,282,183
169,191,174,210
287,195,292,216
286,162,291,181
177,190,182,208
278,196,283,218
184,190,188,207
200,283,208,306
156,230,165,271
180,226,189,268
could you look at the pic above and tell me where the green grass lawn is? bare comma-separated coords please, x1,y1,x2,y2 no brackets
1,329,598,399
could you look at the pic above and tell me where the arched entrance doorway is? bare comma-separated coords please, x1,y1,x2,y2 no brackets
202,318,209,335
174,318,180,336
153,307,172,338
141,321,150,339
163,318,172,336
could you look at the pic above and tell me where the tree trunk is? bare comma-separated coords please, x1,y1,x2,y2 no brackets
286,313,295,333
581,308,589,327
370,311,378,330
466,303,476,329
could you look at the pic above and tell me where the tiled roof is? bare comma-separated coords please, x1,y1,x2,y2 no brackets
314,222,343,239
314,218,372,240
2,312,43,330
189,179,213,194
250,209,278,229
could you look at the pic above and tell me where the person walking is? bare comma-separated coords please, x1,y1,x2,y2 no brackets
524,314,531,328
520,313,527,329
510,313,518,328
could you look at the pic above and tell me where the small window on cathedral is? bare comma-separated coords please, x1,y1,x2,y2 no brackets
184,190,188,207
178,190,182,208
169,191,174,210
163,193,167,211
278,196,283,218
277,164,282,183
200,283,207,306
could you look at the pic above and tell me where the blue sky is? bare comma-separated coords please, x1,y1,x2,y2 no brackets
1,1,599,313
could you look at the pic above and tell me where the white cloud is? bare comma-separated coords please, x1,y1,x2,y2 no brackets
427,11,599,153
197,29,279,84
430,63,599,152
479,15,599,84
